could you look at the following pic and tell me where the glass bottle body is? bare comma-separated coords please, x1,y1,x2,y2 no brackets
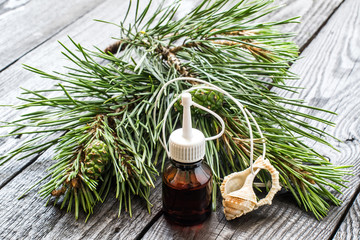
162,158,213,226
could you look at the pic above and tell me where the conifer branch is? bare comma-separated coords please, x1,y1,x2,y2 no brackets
0,0,350,220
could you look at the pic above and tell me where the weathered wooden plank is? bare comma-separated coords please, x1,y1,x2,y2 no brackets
0,146,163,240
0,0,206,189
0,0,106,71
334,192,360,240
0,0,348,239
142,0,360,239
0,0,124,188
0,1,185,239
268,0,344,48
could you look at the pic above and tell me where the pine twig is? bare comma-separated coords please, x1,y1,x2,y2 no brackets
0,0,349,221
104,40,129,54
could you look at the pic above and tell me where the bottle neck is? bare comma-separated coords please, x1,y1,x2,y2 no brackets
170,158,203,170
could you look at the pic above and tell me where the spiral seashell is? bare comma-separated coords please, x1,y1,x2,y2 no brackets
222,196,257,220
220,156,281,220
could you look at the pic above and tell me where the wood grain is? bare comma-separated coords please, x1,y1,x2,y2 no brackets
0,145,163,240
0,0,352,239
267,0,344,48
0,1,185,238
142,0,360,239
334,192,360,240
0,0,106,71
0,0,123,188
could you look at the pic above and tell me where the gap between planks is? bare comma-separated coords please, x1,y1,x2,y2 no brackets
298,0,347,53
0,0,104,72
330,183,360,239
0,6,98,74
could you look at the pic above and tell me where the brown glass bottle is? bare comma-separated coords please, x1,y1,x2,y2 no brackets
162,158,213,226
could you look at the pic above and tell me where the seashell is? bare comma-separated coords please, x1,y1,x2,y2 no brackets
220,156,281,220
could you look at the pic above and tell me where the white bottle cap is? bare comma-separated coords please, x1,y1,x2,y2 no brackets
168,93,205,163
155,77,263,174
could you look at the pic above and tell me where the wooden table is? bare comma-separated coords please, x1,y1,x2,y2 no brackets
0,0,359,239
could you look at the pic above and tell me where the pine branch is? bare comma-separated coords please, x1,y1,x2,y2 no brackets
0,0,350,220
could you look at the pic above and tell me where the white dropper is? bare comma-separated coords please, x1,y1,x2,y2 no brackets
154,77,266,174
168,93,206,163
182,93,192,140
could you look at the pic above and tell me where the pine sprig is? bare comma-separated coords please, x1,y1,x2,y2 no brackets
0,0,350,220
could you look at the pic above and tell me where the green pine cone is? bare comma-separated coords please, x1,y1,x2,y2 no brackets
174,87,224,113
83,139,110,180
193,88,224,111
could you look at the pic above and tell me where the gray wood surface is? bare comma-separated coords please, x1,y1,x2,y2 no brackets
334,192,360,240
0,0,105,71
0,1,166,239
0,0,208,189
0,0,357,239
143,0,360,239
0,145,163,239
269,0,344,48
0,0,122,188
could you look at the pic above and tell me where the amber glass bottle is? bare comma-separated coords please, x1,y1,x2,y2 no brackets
162,158,213,226
161,92,221,225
